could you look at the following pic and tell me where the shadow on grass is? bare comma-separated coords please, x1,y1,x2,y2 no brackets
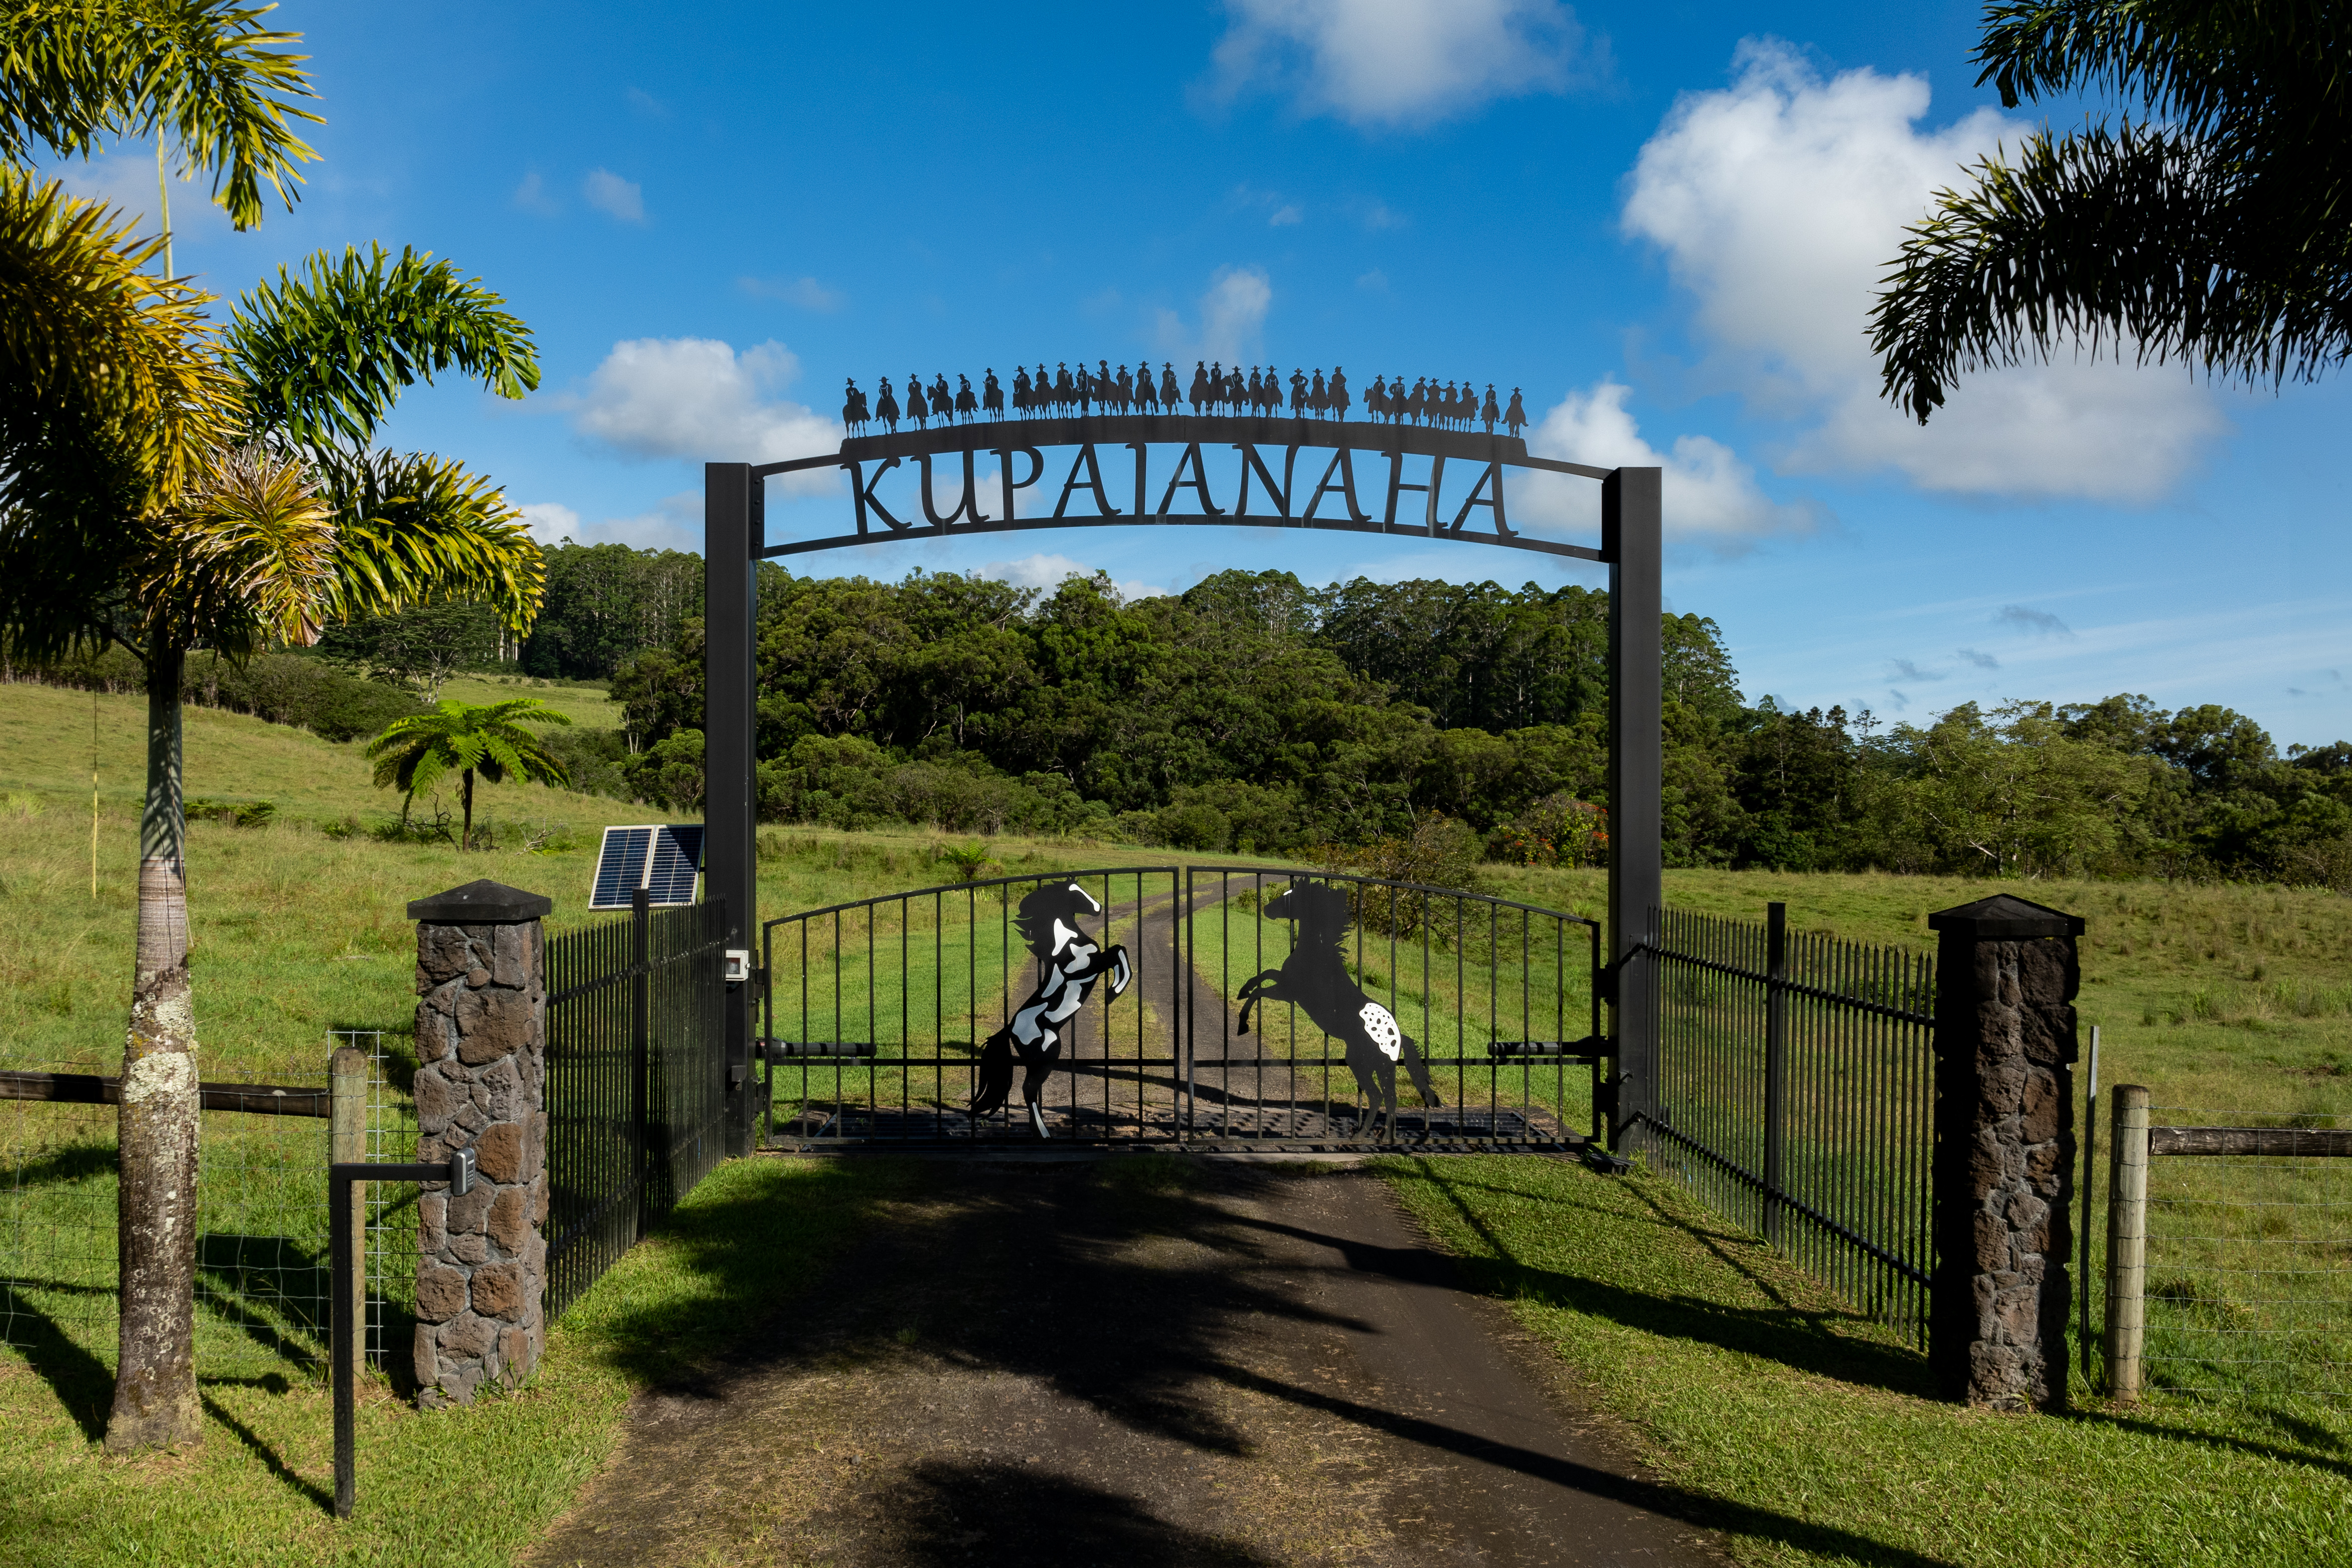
199,1391,332,1512
570,1154,1959,1568
1383,1155,1934,1398
195,1233,328,1369
2068,1405,2352,1486
0,1283,112,1440
8,1140,117,1188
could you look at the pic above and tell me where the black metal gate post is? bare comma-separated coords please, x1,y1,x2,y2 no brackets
705,461,759,1157
1763,900,1787,1245
1604,466,1663,1152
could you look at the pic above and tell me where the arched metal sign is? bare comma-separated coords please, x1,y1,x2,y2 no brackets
750,406,1611,563
697,363,1664,1158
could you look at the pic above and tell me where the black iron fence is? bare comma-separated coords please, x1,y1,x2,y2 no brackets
544,893,730,1321
759,867,1601,1150
1642,904,1937,1345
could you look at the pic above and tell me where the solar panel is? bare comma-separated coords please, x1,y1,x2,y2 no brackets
588,825,703,909
646,825,704,905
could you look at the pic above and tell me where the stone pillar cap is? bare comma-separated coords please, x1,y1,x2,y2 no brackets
1926,892,2085,939
408,879,554,924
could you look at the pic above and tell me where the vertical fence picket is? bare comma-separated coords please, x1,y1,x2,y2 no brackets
1645,903,1936,1347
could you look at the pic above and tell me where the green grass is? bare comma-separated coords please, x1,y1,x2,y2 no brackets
432,674,625,730
1378,1152,2352,1568
10,678,2352,1556
0,1154,918,1568
1497,865,2352,1413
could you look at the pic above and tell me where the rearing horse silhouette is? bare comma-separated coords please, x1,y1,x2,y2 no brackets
1236,879,1439,1141
970,882,1132,1139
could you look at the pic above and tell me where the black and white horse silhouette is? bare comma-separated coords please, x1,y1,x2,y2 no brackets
1236,879,1440,1141
969,882,1133,1138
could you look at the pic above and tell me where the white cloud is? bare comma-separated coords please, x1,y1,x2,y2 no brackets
1269,203,1303,226
1621,39,2226,503
741,274,845,312
572,338,840,493
518,493,702,552
512,170,560,216
518,502,581,544
1209,0,1599,126
583,168,646,224
1525,378,1817,547
1156,266,1274,366
982,553,1169,602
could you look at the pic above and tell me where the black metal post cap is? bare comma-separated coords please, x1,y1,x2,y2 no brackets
407,879,554,924
1925,893,2085,939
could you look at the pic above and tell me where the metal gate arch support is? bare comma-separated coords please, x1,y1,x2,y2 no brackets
703,409,1662,1150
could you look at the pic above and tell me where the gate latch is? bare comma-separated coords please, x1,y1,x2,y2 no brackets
723,949,753,984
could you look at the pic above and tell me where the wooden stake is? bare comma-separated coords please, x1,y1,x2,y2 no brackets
2105,1083,2150,1402
331,1048,370,1376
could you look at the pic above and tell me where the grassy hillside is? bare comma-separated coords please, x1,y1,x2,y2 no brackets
1,682,660,1079
0,683,1231,1080
435,672,626,729
1492,863,2352,1120
5,677,2346,1117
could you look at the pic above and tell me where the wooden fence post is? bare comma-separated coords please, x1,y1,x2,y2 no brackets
329,1047,369,1367
2106,1083,2150,1403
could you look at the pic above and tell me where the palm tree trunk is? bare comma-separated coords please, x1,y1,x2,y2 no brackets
106,643,202,1452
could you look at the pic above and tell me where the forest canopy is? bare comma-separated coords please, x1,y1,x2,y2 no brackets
601,562,2352,886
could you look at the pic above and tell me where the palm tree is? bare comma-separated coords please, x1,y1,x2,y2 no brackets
3,8,544,1452
367,697,573,850
1872,3,2351,423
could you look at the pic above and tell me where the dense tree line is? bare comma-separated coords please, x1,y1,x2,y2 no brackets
608,565,2352,885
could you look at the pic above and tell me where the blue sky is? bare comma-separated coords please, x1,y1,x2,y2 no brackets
48,1,2352,745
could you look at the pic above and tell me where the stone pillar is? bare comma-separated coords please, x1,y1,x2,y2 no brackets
407,878,552,1407
1926,893,2085,1409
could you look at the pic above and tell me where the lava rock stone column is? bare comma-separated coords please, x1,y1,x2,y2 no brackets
407,878,553,1407
1926,893,2085,1410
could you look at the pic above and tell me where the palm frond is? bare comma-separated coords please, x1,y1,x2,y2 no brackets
138,444,336,654
318,449,544,632
0,0,322,229
0,170,242,657
1878,1,2352,421
1872,121,2352,422
227,244,539,450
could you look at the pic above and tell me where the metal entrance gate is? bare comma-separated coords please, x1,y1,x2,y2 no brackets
759,867,1604,1152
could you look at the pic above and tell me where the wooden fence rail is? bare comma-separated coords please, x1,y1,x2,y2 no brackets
2106,1084,2352,1402
0,1068,331,1117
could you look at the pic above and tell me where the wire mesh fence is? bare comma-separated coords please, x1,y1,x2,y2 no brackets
1643,904,1938,1346
346,1029,420,1376
2136,1104,2352,1403
0,1045,342,1385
